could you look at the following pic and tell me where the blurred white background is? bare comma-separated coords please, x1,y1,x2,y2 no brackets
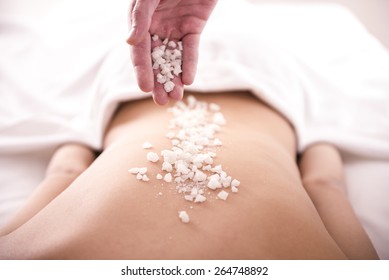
253,0,389,49
1,0,388,49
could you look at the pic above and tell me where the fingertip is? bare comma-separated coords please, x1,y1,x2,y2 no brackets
152,91,170,106
168,84,184,101
182,34,200,86
138,80,154,93
181,71,195,86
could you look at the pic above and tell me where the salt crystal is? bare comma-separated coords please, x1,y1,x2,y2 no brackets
188,171,195,179
128,167,139,174
173,64,182,76
213,112,226,125
209,103,220,111
178,211,190,223
156,174,163,180
222,176,232,188
211,165,222,174
142,175,150,181
208,173,220,181
231,179,240,188
176,162,189,174
147,152,159,163
161,150,176,164
142,142,153,149
217,190,229,200
194,194,207,203
207,177,221,190
166,72,174,80
156,57,166,65
164,173,173,183
193,170,207,182
162,161,173,172
187,95,196,107
190,188,198,196
213,138,223,146
208,152,217,158
231,186,239,193
152,61,160,70
152,34,159,41
156,73,167,84
175,177,182,184
136,173,143,180
164,81,175,93
168,41,177,48
165,132,175,139
202,165,212,171
204,155,213,165
177,41,183,51
172,49,181,58
138,167,147,174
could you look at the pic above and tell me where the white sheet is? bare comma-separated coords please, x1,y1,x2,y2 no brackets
0,0,388,259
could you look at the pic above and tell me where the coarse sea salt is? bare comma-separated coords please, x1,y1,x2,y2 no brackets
128,96,242,223
142,142,153,149
217,190,229,201
164,173,173,183
129,167,151,182
151,34,183,93
178,211,190,223
128,167,139,174
231,179,240,188
146,152,159,163
138,167,147,174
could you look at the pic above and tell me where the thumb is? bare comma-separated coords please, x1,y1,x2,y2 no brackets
127,0,160,45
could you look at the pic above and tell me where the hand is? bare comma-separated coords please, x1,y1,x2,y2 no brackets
127,0,218,105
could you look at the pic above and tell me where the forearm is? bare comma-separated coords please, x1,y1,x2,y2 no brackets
303,179,378,259
299,144,378,259
0,174,82,236
0,144,95,237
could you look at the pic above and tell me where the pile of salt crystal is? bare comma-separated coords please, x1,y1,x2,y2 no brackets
128,167,149,182
151,34,183,93
129,96,241,223
162,96,240,200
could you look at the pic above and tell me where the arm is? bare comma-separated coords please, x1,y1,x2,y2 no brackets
127,0,218,105
0,144,95,236
299,143,379,259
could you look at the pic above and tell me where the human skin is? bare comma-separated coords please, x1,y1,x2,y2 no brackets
0,91,352,259
299,144,379,259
